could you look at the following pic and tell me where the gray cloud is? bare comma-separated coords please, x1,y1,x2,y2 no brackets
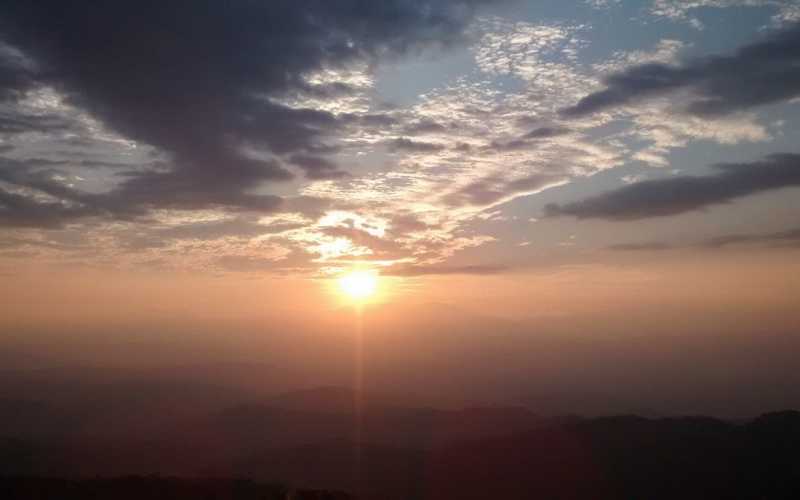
0,112,72,135
523,126,570,139
401,119,449,135
562,23,800,117
486,138,533,151
0,0,487,227
607,227,800,252
386,137,446,153
0,185,100,228
353,113,398,128
545,153,800,220
288,154,349,180
704,227,800,248
486,126,570,151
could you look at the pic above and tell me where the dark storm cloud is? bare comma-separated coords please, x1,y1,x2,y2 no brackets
544,153,800,220
562,23,800,117
0,0,488,226
382,263,507,276
445,173,567,207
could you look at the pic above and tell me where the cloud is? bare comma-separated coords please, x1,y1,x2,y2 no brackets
545,153,800,220
124,218,304,250
0,0,487,224
523,126,571,139
320,225,402,256
288,154,349,180
214,254,289,273
386,137,446,153
382,263,507,276
486,126,571,151
3,5,790,274
0,112,71,135
444,173,568,207
562,23,800,118
704,227,800,248
401,119,449,135
298,17,624,269
607,227,800,252
0,186,99,228
607,242,673,251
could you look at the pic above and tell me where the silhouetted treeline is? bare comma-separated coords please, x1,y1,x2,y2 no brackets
0,477,352,500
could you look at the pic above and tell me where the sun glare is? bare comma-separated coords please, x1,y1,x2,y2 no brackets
338,270,378,301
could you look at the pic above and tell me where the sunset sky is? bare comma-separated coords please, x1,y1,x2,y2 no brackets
1,1,799,416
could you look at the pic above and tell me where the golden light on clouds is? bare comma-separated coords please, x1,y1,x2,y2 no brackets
338,270,378,301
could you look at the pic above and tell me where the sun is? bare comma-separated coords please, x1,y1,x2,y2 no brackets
338,270,378,301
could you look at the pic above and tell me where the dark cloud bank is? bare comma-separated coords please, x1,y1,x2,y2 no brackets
545,153,800,220
562,22,800,117
0,0,489,228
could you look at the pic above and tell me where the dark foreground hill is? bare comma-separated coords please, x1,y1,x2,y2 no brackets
1,382,800,499
0,477,351,500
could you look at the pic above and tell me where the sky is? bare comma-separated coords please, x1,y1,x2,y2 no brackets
0,1,799,415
